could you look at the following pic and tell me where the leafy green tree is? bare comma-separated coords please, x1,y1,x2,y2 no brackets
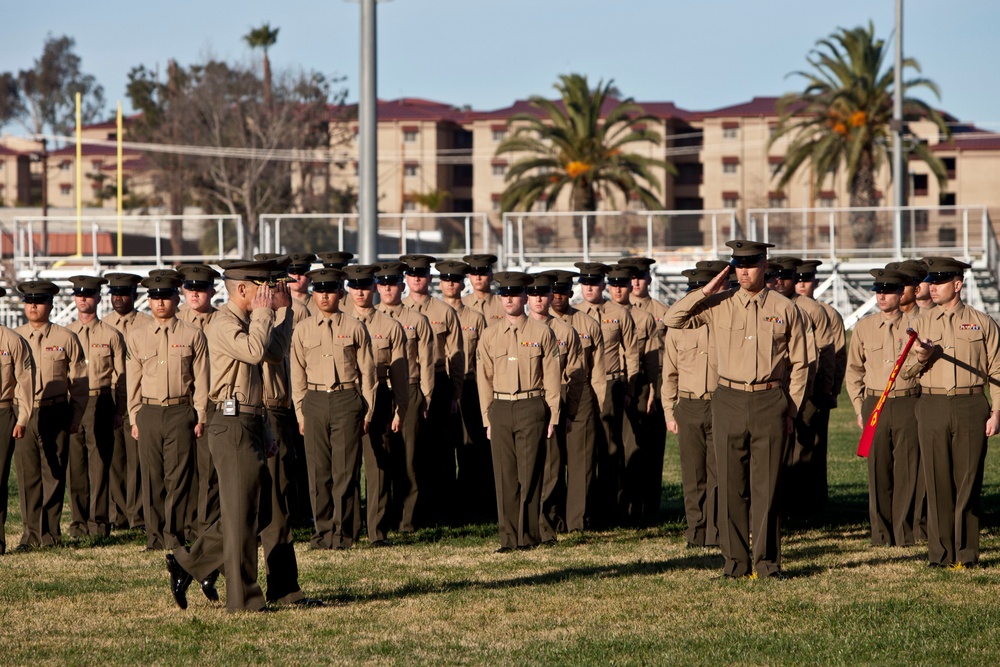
495,73,672,212
770,22,949,245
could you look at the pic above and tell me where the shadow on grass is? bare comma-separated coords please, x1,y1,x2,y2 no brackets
315,551,728,605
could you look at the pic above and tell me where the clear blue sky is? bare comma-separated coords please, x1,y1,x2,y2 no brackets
2,0,996,127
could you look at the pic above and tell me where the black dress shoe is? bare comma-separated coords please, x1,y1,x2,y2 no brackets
494,546,513,554
14,544,32,554
369,540,391,548
292,597,325,608
166,554,193,610
201,569,220,602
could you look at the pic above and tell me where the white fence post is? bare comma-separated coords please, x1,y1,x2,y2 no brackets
582,215,589,262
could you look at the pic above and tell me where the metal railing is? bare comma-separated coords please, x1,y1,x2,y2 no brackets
500,210,742,268
8,214,244,277
258,212,503,263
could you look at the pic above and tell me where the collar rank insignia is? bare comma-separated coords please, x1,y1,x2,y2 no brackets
960,324,981,331
763,316,785,324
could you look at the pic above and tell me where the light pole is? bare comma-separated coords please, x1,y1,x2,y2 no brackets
892,0,905,259
358,0,379,265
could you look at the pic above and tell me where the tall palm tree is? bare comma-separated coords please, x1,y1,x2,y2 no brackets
496,73,672,213
770,22,949,246
243,23,279,108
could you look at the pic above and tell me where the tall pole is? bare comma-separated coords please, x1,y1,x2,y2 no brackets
117,101,123,257
358,0,378,264
892,0,905,259
76,91,83,256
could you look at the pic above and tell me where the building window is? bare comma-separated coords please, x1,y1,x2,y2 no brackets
91,160,103,170
723,127,739,139
722,162,738,174
60,184,72,195
723,197,739,209
768,195,786,208
402,130,418,143
942,157,956,179
60,161,72,172
818,197,835,208
403,164,418,177
403,200,417,212
769,162,782,176
492,129,507,142
492,163,507,176
491,199,501,212
912,173,928,196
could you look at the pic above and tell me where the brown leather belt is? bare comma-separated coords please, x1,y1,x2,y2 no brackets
493,389,544,401
606,371,625,381
142,396,192,406
678,390,714,401
718,378,782,393
34,395,68,408
264,399,290,410
865,388,919,399
88,386,112,397
923,386,984,396
215,403,265,416
307,383,354,393
0,400,12,408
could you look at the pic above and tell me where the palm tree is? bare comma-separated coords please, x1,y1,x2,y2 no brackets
243,23,279,107
770,22,949,246
496,73,673,213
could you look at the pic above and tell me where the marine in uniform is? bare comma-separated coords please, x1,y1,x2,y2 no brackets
344,264,409,546
317,251,356,317
291,268,376,549
14,281,89,549
902,257,1000,568
542,269,607,532
401,254,464,525
794,259,847,516
375,262,435,533
437,260,494,523
462,254,506,327
663,241,808,578
619,256,670,519
770,256,834,521
168,259,307,612
175,264,221,536
606,264,659,521
574,262,640,527
104,273,152,531
845,269,920,546
526,273,585,543
66,275,126,539
662,268,720,547
126,275,209,551
477,272,561,551
0,289,34,555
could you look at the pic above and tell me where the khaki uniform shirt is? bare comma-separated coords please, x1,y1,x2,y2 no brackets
0,327,35,428
448,300,487,380
663,287,809,416
378,303,435,405
820,301,848,400
352,306,409,422
463,292,506,328
543,315,586,421
177,304,218,332
68,318,127,417
901,301,1000,410
207,301,275,409
15,322,89,428
290,310,377,424
577,299,640,383
403,294,464,398
845,310,918,417
476,314,561,428
791,294,836,398
621,302,661,396
125,316,210,424
261,307,295,409
631,293,669,368
662,326,719,423
291,297,312,325
554,307,608,412
105,309,154,341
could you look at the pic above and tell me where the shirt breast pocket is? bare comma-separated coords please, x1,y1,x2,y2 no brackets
302,339,326,369
373,338,391,368
43,348,68,382
957,329,984,368
524,345,543,388
91,346,113,377
335,338,357,369
676,337,699,366
762,321,788,361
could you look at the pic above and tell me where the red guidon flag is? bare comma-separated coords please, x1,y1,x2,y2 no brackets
857,329,919,458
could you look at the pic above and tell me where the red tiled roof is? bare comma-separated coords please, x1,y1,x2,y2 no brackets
932,129,1000,152
468,97,692,122
0,145,23,157
331,97,468,123
695,97,782,119
81,114,141,131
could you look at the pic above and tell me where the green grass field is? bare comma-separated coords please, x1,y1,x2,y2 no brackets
2,398,1000,666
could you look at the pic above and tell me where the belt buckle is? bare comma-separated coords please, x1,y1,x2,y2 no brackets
744,381,751,390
